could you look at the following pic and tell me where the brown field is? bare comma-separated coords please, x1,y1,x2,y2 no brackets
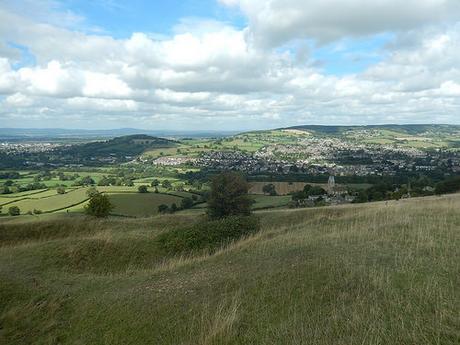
249,181,328,195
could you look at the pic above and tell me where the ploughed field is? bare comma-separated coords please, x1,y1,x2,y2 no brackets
0,195,459,344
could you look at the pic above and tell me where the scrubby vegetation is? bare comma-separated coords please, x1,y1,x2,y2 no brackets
156,215,260,255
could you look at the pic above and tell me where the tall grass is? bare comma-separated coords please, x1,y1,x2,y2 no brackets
0,195,459,344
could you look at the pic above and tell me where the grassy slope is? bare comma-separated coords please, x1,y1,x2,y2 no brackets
1,195,459,344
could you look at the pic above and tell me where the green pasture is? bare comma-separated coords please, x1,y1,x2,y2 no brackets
3,188,89,214
109,193,183,217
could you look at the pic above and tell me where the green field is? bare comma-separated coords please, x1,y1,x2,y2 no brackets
109,193,183,217
2,188,89,214
1,194,459,344
250,194,291,209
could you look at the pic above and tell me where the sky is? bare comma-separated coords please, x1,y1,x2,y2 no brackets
0,0,460,130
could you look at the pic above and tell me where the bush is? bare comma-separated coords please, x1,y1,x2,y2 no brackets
156,215,260,255
57,187,66,194
138,185,148,193
180,197,194,209
8,206,20,216
158,204,169,213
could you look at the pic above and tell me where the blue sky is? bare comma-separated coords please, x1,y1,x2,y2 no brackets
0,0,459,130
52,0,388,76
65,0,245,37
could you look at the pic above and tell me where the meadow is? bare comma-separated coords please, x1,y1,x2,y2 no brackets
109,193,185,217
0,194,459,344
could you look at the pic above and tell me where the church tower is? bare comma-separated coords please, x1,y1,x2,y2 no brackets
328,175,336,194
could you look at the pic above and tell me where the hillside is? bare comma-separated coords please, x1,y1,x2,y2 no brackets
1,195,459,344
282,124,460,136
60,134,177,158
53,134,177,163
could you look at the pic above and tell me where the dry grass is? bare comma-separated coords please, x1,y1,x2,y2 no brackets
0,194,459,344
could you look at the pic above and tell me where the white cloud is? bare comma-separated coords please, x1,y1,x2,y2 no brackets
0,1,460,129
5,93,33,107
67,97,139,111
221,0,460,46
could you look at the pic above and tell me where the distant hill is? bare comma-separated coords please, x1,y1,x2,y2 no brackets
0,128,237,140
59,134,177,159
281,124,460,136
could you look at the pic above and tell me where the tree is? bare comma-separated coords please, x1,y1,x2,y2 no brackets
262,183,277,196
86,187,99,198
207,171,252,219
56,186,66,194
151,179,160,187
158,204,169,214
138,185,148,193
162,180,172,190
170,203,178,213
181,197,194,209
435,176,460,195
82,176,95,185
307,186,327,196
8,206,20,216
85,193,113,218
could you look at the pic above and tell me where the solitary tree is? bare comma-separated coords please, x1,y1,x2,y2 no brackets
262,183,277,196
151,179,160,187
85,193,113,218
207,172,252,219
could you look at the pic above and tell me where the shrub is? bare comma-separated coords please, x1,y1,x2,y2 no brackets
158,204,169,213
8,206,20,216
33,209,43,214
138,185,148,193
85,193,114,218
57,187,66,194
180,197,194,209
156,215,260,255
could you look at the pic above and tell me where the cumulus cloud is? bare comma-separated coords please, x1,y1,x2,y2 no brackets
0,1,459,129
221,0,460,46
